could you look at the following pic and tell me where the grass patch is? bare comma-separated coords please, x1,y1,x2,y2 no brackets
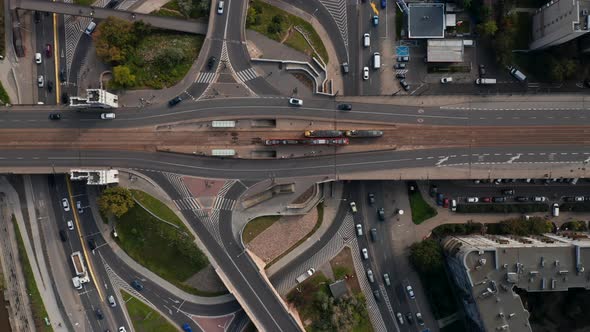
247,0,329,63
130,190,189,233
409,190,437,224
151,8,185,18
124,32,204,89
13,216,53,332
115,200,210,295
332,266,351,280
162,0,181,11
242,215,280,244
0,81,10,104
266,203,324,268
121,290,177,332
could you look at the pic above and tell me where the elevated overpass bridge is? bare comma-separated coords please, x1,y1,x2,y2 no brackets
13,0,207,34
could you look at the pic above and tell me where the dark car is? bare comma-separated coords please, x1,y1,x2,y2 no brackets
47,81,53,93
49,113,61,120
106,0,120,8
377,208,385,221
34,11,41,23
564,196,576,202
370,228,377,242
373,289,381,302
380,0,386,8
395,73,406,79
88,238,97,250
182,323,193,332
341,62,349,74
338,103,352,111
207,56,217,70
131,279,144,291
405,312,414,324
492,196,507,203
59,229,68,242
59,70,66,82
45,44,52,58
368,193,375,205
481,197,492,203
61,92,69,104
96,309,104,320
515,196,529,202
501,189,515,195
479,64,486,77
168,96,183,107
400,80,410,91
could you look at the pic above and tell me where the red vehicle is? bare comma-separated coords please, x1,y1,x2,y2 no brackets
482,197,492,203
443,198,449,208
45,44,52,58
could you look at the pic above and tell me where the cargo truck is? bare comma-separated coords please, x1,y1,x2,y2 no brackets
71,251,90,288
296,268,315,283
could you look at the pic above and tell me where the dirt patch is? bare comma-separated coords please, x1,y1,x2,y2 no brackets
329,247,361,295
183,264,227,293
247,208,318,263
291,185,315,204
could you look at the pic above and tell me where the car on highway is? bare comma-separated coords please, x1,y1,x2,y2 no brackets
101,113,116,120
363,33,370,47
363,66,369,80
533,196,546,202
59,229,68,242
338,103,352,110
37,75,44,88
62,198,70,211
182,323,193,332
207,56,217,70
377,207,385,221
59,70,66,82
383,273,391,286
341,62,349,74
395,73,406,79
84,21,97,35
349,201,357,213
49,113,61,120
370,228,377,242
108,295,117,307
367,269,374,283
45,44,52,58
400,80,410,91
35,53,42,64
61,92,69,104
217,1,224,14
406,312,414,324
118,327,126,332
481,197,492,203
441,77,453,83
67,220,74,230
466,197,479,203
34,11,41,23
396,312,404,325
88,238,97,250
372,15,379,26
373,289,381,301
95,308,104,320
47,81,53,93
381,0,386,8
394,63,407,69
493,196,507,202
416,312,425,326
406,285,415,299
76,200,83,213
288,98,303,106
131,279,144,291
368,193,375,205
515,196,529,202
362,248,368,260
356,224,363,236
397,56,409,62
575,196,585,202
168,96,182,107
502,189,515,195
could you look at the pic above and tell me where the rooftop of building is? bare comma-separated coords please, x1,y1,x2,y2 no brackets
444,233,590,332
408,3,445,38
427,39,464,62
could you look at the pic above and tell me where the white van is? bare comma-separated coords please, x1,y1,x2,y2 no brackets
552,203,559,217
101,113,116,120
373,52,381,69
363,33,370,48
508,66,526,82
84,21,97,35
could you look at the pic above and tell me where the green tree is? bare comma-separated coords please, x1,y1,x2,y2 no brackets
176,0,193,17
410,239,444,274
458,0,472,9
478,20,498,37
246,6,258,27
112,65,136,88
94,17,137,64
98,186,135,218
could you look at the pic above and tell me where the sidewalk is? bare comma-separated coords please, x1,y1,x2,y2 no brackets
87,174,235,305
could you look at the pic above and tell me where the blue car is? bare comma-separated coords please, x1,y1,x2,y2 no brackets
182,323,192,332
381,0,386,8
372,15,379,26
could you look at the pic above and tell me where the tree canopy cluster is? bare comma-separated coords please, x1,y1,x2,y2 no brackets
98,186,135,218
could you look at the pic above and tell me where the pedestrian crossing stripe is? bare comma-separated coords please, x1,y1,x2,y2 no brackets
235,68,258,83
196,72,216,84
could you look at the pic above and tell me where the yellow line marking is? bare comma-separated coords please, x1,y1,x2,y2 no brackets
66,177,104,301
52,11,60,105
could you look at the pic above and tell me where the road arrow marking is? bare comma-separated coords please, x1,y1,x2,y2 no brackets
436,156,449,166
507,154,522,163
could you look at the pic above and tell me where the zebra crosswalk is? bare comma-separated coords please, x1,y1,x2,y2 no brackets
218,180,236,197
318,0,349,48
162,172,192,198
174,197,201,211
395,69,409,75
213,197,236,211
235,68,258,83
195,72,216,84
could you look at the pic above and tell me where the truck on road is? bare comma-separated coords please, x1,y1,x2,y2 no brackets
296,268,315,283
71,251,90,289
475,78,497,85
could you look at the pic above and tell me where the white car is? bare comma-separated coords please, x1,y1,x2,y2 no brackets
217,1,224,14
441,77,453,83
37,75,44,88
118,328,127,332
406,285,415,299
67,220,74,231
76,201,83,214
288,98,303,106
356,224,363,236
466,197,479,203
62,198,70,211
361,248,368,260
396,312,404,325
363,67,369,80
349,201,357,213
101,113,116,120
35,53,42,64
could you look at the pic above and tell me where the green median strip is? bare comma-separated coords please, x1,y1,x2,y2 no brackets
120,290,178,332
409,190,437,224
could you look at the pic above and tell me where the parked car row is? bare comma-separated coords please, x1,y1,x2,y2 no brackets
464,196,549,203
473,178,580,185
